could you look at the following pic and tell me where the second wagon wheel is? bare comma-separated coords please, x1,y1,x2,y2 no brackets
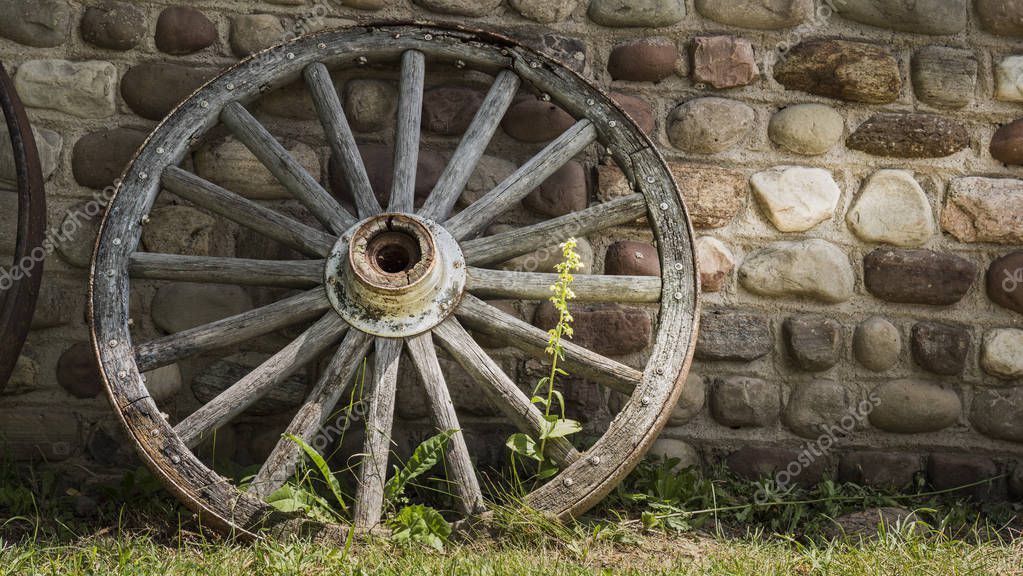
91,24,699,537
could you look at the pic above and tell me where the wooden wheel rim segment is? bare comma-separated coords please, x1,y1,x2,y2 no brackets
90,23,700,538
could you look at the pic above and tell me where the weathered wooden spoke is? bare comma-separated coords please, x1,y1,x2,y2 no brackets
173,314,349,448
247,328,375,500
444,120,597,240
390,50,425,213
433,318,581,468
456,295,641,396
305,63,381,219
221,101,356,233
466,267,661,303
419,70,520,222
405,332,486,515
135,289,330,372
462,194,647,267
129,253,322,288
162,166,335,257
353,337,403,530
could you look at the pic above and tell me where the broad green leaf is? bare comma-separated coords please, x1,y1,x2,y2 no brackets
505,433,541,461
540,418,582,440
384,429,456,503
284,433,349,513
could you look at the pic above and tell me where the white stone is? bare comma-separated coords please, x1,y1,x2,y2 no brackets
847,170,935,247
144,363,183,403
195,137,321,200
854,316,902,372
509,0,577,22
995,55,1023,102
981,329,1023,379
768,104,844,155
695,236,734,292
738,239,855,303
14,60,117,118
0,123,62,187
668,372,706,426
647,437,700,471
751,166,841,232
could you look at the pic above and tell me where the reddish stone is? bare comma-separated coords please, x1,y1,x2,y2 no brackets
57,342,103,399
604,241,660,276
911,321,971,375
607,37,678,82
522,161,587,217
155,6,217,55
121,62,217,120
329,143,446,210
422,85,484,135
533,302,651,356
863,248,977,306
987,251,1023,314
692,36,759,89
610,92,655,134
990,118,1023,165
502,98,576,142
72,127,148,189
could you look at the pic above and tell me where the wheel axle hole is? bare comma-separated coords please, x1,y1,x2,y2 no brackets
368,231,421,274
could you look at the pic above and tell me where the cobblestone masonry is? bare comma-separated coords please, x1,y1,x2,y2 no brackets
1,0,1022,500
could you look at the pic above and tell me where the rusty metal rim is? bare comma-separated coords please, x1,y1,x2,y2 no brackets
0,62,46,391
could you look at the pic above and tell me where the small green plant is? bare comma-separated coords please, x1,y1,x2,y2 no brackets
385,430,457,550
387,504,452,551
506,238,584,483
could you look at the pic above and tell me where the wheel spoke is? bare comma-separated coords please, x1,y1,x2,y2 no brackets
390,50,425,213
462,194,647,266
305,63,381,219
444,120,597,240
221,101,355,233
432,318,580,468
162,166,335,257
173,314,348,448
456,295,641,396
129,253,322,288
419,70,520,222
135,289,330,372
353,337,403,530
466,268,660,303
247,328,374,500
405,332,486,515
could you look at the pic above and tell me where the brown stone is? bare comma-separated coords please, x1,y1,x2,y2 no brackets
607,37,678,82
710,376,779,428
942,177,1023,245
863,248,977,306
422,85,483,135
610,92,655,135
668,163,746,228
72,127,148,189
971,387,1023,443
522,161,588,217
847,113,970,158
976,0,1023,36
692,36,759,89
604,240,659,276
774,39,901,104
783,315,842,372
839,452,922,491
329,144,446,210
469,301,521,349
155,6,217,55
911,46,977,109
726,446,830,487
595,165,634,202
57,342,103,399
910,321,971,375
991,119,1023,165
80,1,145,51
121,62,217,121
533,302,651,356
987,251,1023,314
696,309,773,361
502,98,576,142
695,236,733,292
928,454,1004,501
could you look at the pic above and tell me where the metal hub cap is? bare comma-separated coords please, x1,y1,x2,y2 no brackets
325,213,466,337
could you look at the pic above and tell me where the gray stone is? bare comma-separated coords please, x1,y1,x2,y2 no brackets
460,156,518,207
667,97,754,154
142,205,223,257
30,279,79,329
976,0,1023,36
155,6,218,55
152,283,254,334
14,60,117,118
783,316,842,372
413,0,503,16
751,166,840,232
694,0,811,29
81,1,146,51
739,240,855,303
928,454,1004,501
971,387,1023,443
0,0,70,47
784,380,853,439
847,170,935,247
344,79,396,133
768,104,844,156
980,329,1023,379
839,452,922,490
941,177,1023,245
509,0,577,22
587,0,685,27
995,55,1023,102
868,380,960,433
710,376,779,428
647,438,699,470
910,321,971,376
825,508,922,541
144,363,183,404
853,317,901,372
422,85,482,136
260,81,317,120
834,0,967,35
195,137,321,200
55,203,105,268
863,248,977,306
0,123,61,187
668,373,706,425
4,351,40,395
913,47,977,109
230,15,285,57
726,446,831,486
668,163,747,228
695,236,734,292
696,310,773,361
774,39,901,104
500,236,594,274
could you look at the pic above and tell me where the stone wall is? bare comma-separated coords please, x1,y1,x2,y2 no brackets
0,0,1021,500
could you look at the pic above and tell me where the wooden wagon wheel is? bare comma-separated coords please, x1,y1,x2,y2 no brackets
90,24,699,538
0,62,46,391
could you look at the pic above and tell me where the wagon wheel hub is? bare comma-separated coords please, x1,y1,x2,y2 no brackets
326,213,465,337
